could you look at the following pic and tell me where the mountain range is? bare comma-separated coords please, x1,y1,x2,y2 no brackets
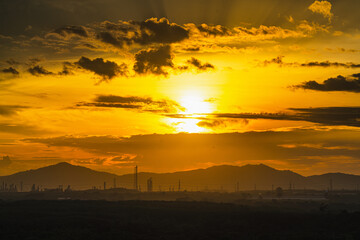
1,162,360,191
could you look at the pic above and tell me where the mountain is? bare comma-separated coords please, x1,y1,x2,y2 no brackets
117,164,306,191
0,162,118,191
1,162,360,191
307,173,360,190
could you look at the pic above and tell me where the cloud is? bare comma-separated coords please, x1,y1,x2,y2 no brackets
1,67,19,75
263,56,286,66
30,17,328,56
308,0,333,21
77,95,185,113
25,62,73,77
75,56,128,81
133,45,174,76
0,105,30,116
134,18,190,45
5,59,20,66
196,24,231,37
95,18,189,49
49,26,89,39
293,73,360,92
27,65,54,76
262,56,360,69
186,57,215,71
197,119,247,129
23,129,360,173
97,31,125,48
167,106,360,128
300,62,360,68
0,123,48,135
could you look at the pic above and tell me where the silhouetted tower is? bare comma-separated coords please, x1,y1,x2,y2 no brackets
134,165,138,191
178,179,181,191
147,178,153,192
20,181,23,192
104,181,106,190
113,178,116,189
329,178,333,192
31,184,36,192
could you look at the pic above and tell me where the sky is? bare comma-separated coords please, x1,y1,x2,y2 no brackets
1,0,360,176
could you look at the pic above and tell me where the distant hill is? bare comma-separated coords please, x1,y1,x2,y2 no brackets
0,162,118,191
1,162,360,191
307,173,360,190
117,164,306,191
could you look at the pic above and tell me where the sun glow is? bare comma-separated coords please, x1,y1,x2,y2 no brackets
163,91,215,133
180,92,213,114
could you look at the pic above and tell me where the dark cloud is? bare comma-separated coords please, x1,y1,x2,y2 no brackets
79,43,97,49
133,45,174,76
167,106,360,128
196,24,231,36
197,119,248,129
28,65,54,76
182,47,200,52
300,62,360,68
26,63,73,77
186,57,215,71
263,56,285,66
23,129,360,172
58,62,74,75
197,119,227,129
27,58,42,66
5,59,20,66
263,56,360,68
75,56,128,81
1,67,19,75
210,107,360,128
0,105,29,116
293,73,360,92
95,18,189,49
134,18,189,45
50,25,88,38
97,31,125,48
77,95,185,113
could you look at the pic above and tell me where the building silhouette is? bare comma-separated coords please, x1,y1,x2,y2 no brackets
147,178,153,192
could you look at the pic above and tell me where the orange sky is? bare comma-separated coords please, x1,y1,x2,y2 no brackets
1,0,360,176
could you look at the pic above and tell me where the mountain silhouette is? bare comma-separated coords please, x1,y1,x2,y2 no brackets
0,162,118,190
1,162,360,191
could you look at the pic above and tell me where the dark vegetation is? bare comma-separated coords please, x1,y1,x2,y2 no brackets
0,200,360,240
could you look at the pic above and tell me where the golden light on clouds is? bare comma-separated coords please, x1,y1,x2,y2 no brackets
1,0,360,175
179,91,213,115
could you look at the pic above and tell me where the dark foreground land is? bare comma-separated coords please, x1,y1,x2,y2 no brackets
0,200,360,240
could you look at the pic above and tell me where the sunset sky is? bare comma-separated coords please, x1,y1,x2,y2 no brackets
1,0,360,176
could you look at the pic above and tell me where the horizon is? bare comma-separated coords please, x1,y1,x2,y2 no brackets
1,0,360,177
1,160,357,178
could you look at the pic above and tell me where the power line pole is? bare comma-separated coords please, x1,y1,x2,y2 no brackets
134,165,138,191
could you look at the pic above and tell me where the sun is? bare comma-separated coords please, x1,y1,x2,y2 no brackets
163,91,215,133
180,92,213,114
